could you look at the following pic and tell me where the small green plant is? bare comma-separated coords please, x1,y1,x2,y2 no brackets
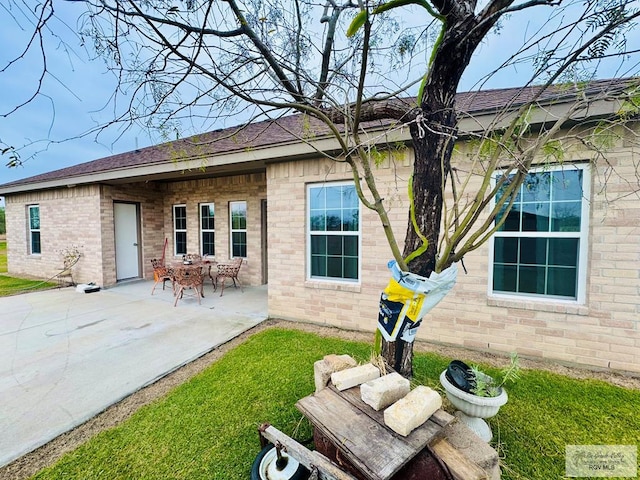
470,352,521,397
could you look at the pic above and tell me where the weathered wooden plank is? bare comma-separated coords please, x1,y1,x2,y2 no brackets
298,388,419,480
431,408,455,427
260,424,358,480
430,438,490,480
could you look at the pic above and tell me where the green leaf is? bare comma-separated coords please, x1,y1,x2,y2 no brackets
346,10,367,37
348,0,443,37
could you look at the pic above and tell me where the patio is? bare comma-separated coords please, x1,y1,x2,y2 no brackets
0,280,267,467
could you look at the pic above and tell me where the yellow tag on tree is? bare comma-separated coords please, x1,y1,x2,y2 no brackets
406,294,425,322
383,279,425,324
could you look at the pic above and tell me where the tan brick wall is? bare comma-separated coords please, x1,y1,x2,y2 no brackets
4,174,266,289
267,153,413,332
5,185,103,284
163,173,267,288
267,137,640,374
3,127,638,373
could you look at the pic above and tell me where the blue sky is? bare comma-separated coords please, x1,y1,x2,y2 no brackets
1,1,638,194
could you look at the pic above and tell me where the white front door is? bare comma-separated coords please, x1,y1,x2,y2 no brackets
114,202,140,280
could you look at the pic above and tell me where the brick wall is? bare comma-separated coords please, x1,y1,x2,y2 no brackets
4,173,267,289
267,135,640,374
5,185,103,284
163,173,267,287
3,129,638,373
101,183,165,286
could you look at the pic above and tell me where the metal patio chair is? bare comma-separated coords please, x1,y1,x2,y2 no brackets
173,265,205,306
213,257,244,296
151,258,173,295
56,255,80,287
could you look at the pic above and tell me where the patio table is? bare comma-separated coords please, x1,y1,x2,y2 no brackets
169,260,212,305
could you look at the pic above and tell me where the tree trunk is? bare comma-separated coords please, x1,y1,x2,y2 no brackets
379,29,469,378
380,96,457,378
378,8,501,378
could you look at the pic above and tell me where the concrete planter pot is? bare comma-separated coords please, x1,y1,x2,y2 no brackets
439,370,508,441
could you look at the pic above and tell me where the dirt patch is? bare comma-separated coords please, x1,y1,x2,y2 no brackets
2,319,639,480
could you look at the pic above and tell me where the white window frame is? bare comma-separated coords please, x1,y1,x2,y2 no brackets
199,202,215,257
306,181,361,283
488,163,590,304
173,204,187,256
229,201,247,258
28,204,41,255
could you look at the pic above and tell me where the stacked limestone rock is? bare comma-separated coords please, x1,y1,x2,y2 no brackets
313,353,502,479
314,354,442,437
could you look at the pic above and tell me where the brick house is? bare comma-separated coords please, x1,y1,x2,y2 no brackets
1,80,639,374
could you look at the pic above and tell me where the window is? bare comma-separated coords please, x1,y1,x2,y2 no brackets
200,203,215,256
308,182,360,281
229,201,247,258
173,204,187,256
28,205,41,255
490,165,589,302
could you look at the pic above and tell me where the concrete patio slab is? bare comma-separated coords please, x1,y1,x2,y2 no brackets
0,280,267,467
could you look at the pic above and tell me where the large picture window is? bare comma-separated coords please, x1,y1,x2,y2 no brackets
490,165,589,302
229,201,247,258
28,205,41,255
200,203,215,256
173,204,187,256
308,182,360,281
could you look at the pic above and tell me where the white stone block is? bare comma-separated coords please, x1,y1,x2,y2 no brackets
384,386,442,436
314,354,357,393
331,363,380,391
360,372,411,411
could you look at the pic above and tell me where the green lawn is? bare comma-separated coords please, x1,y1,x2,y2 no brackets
0,241,57,294
0,275,57,296
0,241,6,273
29,328,640,480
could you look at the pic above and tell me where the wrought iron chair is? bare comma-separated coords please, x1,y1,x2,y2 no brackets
213,257,244,296
151,258,173,295
173,265,205,306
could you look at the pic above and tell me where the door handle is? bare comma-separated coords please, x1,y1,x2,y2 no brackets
133,243,138,246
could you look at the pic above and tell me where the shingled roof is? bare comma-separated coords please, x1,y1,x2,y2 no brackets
1,77,635,192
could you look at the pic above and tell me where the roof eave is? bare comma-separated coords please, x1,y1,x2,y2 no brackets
0,93,627,196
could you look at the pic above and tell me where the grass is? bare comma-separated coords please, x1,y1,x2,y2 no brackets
29,328,640,480
0,241,6,273
0,241,57,295
0,275,57,296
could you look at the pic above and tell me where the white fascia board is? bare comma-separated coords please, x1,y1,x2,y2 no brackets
457,97,622,135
